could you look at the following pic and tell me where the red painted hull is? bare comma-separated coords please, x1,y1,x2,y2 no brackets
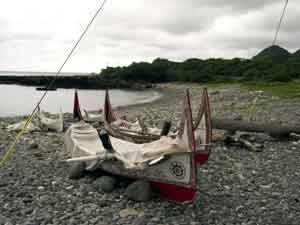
195,153,210,165
150,90,197,204
151,181,196,204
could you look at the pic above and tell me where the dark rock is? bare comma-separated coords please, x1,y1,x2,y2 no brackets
29,142,39,149
69,162,86,179
0,181,8,188
21,207,33,215
233,115,243,121
94,176,117,193
125,180,153,202
0,214,11,225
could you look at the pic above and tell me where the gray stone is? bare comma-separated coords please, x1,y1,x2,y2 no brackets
21,207,33,215
68,162,86,179
119,208,139,218
125,180,153,202
133,213,147,225
0,215,5,224
29,142,39,149
94,176,117,193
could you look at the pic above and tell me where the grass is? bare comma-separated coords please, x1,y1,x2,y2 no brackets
201,80,300,98
243,81,300,98
163,80,300,98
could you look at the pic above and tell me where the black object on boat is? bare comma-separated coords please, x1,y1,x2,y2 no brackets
160,121,172,136
36,87,57,91
99,129,114,152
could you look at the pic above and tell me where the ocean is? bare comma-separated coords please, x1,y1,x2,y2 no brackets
0,71,89,77
0,71,161,117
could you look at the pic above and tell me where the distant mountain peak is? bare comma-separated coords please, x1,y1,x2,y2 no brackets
293,49,300,56
253,45,291,61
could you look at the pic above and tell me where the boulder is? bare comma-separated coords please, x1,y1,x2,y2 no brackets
94,176,117,193
68,162,86,179
125,180,153,202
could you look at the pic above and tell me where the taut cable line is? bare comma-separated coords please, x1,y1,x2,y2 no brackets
0,0,108,168
272,0,289,46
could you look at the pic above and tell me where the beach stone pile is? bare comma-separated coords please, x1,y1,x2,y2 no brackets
0,84,300,225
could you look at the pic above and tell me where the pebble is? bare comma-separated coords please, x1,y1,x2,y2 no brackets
133,213,147,225
119,208,139,218
66,185,74,190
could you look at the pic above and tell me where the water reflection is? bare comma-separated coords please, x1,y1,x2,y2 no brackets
0,85,160,117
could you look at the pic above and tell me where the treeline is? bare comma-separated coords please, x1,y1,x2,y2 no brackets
2,46,300,89
99,56,300,84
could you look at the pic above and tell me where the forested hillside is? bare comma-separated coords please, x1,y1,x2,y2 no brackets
99,45,300,84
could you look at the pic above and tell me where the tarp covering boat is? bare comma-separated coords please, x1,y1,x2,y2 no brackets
7,120,41,132
37,108,64,132
64,121,105,170
6,107,64,133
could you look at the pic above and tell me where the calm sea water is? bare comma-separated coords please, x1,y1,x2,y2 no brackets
0,84,161,117
0,71,88,76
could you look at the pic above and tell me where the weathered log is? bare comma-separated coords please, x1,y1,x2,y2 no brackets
224,133,263,152
212,118,300,137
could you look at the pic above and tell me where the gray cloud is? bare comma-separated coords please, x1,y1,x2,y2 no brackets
0,0,299,72
199,0,279,10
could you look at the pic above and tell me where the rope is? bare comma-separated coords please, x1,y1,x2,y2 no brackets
0,0,108,168
272,0,289,46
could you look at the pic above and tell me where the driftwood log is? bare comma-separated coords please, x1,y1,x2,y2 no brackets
212,118,300,138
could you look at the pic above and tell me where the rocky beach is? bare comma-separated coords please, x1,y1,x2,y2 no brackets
0,83,299,225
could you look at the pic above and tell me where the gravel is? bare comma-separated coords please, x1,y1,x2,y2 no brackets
0,83,299,225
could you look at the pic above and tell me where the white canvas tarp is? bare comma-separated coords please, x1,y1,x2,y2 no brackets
6,120,41,132
65,121,191,170
37,109,64,132
6,109,64,133
83,109,103,122
64,122,106,170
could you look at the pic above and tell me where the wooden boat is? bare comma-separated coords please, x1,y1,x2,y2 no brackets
103,89,175,143
65,90,202,203
104,89,212,165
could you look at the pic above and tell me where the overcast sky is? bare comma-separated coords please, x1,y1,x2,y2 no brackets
0,0,299,72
